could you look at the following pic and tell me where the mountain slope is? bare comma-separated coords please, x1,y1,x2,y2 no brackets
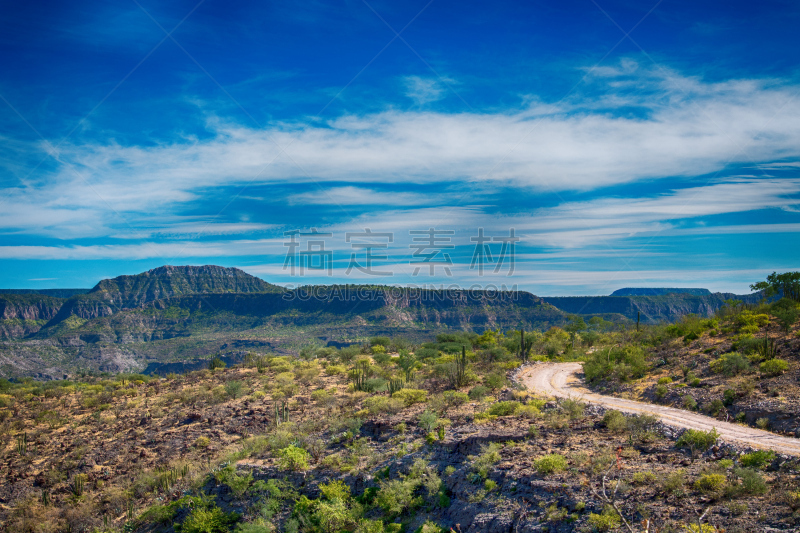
38,265,284,334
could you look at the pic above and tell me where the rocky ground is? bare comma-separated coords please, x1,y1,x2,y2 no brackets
2,355,800,532
591,316,800,437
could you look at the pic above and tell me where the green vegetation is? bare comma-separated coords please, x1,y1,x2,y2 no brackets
533,454,568,475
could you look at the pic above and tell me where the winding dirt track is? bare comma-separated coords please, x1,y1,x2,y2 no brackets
519,363,800,456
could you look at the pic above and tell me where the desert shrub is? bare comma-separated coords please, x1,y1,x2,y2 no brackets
225,381,244,399
214,464,253,497
666,314,718,339
705,399,725,417
392,388,427,407
723,389,737,406
177,500,239,533
785,490,800,511
194,436,211,448
739,450,775,469
326,364,345,376
487,401,521,417
469,443,502,479
418,410,438,433
655,384,668,400
689,377,701,387
657,376,673,385
587,506,621,531
694,473,726,495
516,404,541,419
632,471,657,485
756,417,770,429
533,454,567,475
468,385,488,401
442,390,469,410
375,477,421,517
682,395,698,410
760,358,789,376
682,524,716,533
560,398,585,420
234,521,273,533
731,467,768,496
484,372,507,390
710,352,750,376
583,345,648,383
602,410,627,433
363,396,404,415
676,428,718,452
278,445,310,471
661,469,687,496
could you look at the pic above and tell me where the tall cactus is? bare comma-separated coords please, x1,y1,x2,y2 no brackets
519,330,533,363
388,378,405,395
448,346,468,388
16,433,26,455
758,336,778,360
350,360,371,392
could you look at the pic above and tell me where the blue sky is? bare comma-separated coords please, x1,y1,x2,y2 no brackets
1,0,799,295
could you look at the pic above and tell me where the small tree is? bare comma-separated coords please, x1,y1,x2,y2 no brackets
751,271,800,302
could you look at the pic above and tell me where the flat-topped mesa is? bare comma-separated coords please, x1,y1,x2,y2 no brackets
89,264,284,308
611,287,712,296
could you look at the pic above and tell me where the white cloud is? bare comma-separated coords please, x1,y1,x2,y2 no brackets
4,62,800,241
402,75,449,104
288,186,434,206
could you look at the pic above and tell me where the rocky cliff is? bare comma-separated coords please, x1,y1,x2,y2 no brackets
0,295,65,339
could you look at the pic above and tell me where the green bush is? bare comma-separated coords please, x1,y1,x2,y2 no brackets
533,454,567,475
710,352,750,376
583,345,648,383
694,473,726,494
487,401,521,417
682,395,698,410
177,501,239,533
560,398,585,420
278,445,310,471
705,399,725,417
468,385,489,401
442,390,469,409
676,428,719,452
602,410,627,433
739,450,775,469
723,389,737,406
214,465,253,497
657,376,673,385
587,506,621,531
392,388,428,407
760,358,789,376
469,443,502,479
363,396,405,415
732,467,768,496
376,478,421,517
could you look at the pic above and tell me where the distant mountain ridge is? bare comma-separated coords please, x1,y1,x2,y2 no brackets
0,265,771,378
542,290,765,323
611,287,711,296
0,289,90,298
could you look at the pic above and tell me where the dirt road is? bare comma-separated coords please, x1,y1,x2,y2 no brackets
519,362,800,456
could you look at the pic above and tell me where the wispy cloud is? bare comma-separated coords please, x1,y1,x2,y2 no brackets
288,186,435,206
10,64,798,239
402,75,450,105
